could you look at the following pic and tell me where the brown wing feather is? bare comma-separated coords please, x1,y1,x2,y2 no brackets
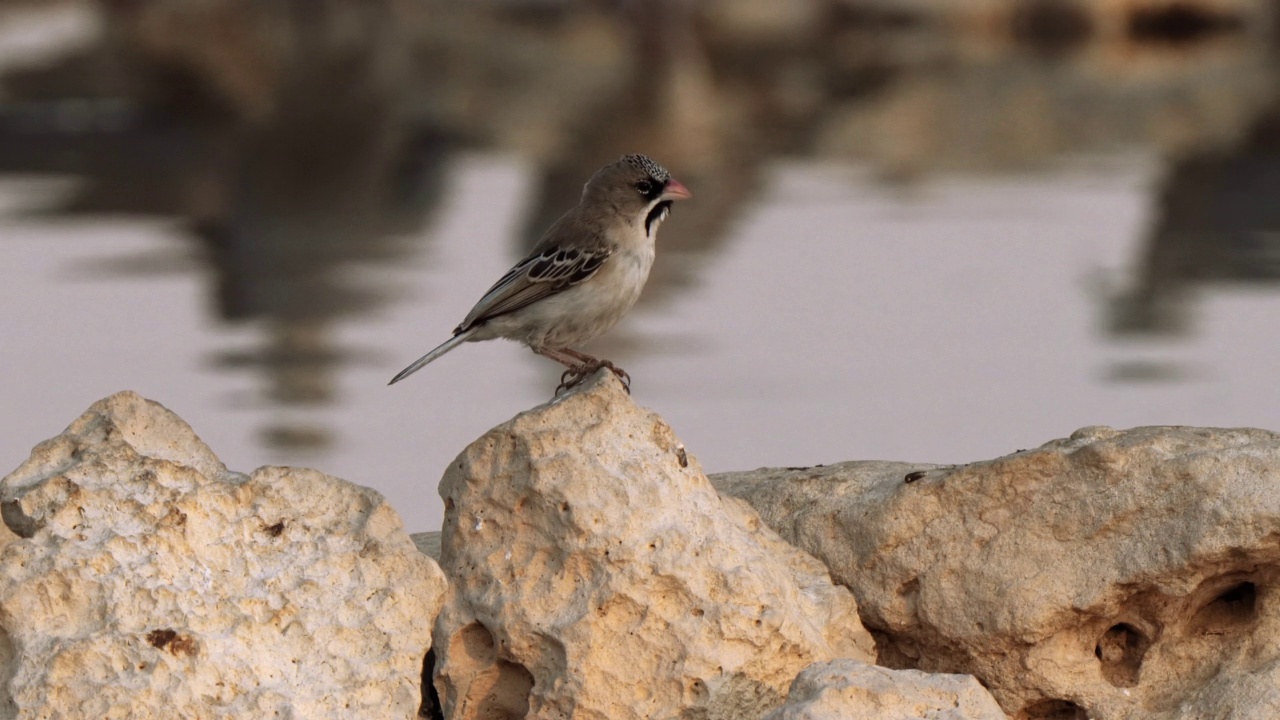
455,240,611,332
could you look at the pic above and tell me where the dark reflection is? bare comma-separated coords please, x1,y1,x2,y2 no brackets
0,0,450,451
1128,3,1246,44
515,0,777,358
1110,102,1280,337
1012,1,1094,54
1,0,1278,452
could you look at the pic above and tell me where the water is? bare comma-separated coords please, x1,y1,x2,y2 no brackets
2,0,1279,532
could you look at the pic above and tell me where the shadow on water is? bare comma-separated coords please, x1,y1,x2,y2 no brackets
0,0,1278,453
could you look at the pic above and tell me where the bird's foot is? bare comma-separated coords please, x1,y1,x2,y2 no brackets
604,361,631,392
556,360,631,395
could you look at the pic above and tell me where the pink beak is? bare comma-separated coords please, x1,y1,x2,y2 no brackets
661,178,692,201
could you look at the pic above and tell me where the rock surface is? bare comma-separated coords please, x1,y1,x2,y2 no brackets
763,659,1006,720
7,390,1277,720
713,426,1280,720
432,371,875,720
0,391,446,720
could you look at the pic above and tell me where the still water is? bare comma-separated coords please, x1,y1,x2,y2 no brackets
2,1,1279,532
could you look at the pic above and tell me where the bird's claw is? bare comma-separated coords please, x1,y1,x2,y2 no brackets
597,360,631,392
556,360,631,395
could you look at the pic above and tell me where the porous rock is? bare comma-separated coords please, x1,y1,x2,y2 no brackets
713,426,1280,719
0,391,446,719
763,658,1006,720
433,371,875,720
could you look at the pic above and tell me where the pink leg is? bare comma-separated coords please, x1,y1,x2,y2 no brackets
532,346,586,368
558,347,602,365
532,346,631,394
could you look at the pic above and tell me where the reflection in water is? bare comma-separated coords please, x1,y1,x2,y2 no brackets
1110,102,1280,336
0,0,450,451
0,0,1278,457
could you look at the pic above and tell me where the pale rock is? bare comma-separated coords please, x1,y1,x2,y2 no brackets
763,658,1006,720
433,371,875,720
713,426,1280,719
0,391,446,720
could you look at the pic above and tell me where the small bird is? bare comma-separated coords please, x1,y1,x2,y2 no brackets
388,154,691,391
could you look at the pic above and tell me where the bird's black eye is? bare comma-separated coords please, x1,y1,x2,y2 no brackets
635,180,653,195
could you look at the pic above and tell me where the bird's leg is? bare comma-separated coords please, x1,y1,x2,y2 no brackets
598,360,631,391
533,346,631,394
532,346,585,368
559,348,631,386
557,347,601,365
557,364,630,395
560,350,631,395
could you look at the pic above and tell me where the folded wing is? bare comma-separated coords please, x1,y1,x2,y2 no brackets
456,241,612,333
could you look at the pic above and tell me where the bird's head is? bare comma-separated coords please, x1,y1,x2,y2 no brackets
584,154,692,236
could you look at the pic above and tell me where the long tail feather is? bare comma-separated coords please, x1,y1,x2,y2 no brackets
387,327,479,385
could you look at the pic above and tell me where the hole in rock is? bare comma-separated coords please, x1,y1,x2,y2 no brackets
444,623,534,720
898,578,921,607
458,659,533,720
1019,698,1088,720
0,625,13,701
0,501,37,539
419,649,443,720
899,578,920,594
1094,623,1149,687
1191,581,1257,634
454,622,497,665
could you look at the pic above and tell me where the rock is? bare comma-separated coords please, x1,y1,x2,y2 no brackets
0,391,446,720
763,659,1006,720
433,371,875,720
713,426,1280,719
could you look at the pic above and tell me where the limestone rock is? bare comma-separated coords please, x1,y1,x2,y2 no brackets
763,659,1006,720
713,426,1280,719
433,371,875,720
0,391,446,720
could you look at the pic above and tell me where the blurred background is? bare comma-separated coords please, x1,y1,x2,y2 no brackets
1,0,1278,532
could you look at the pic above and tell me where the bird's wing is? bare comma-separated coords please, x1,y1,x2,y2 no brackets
456,240,612,332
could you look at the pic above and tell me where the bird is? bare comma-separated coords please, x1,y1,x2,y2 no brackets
388,154,692,392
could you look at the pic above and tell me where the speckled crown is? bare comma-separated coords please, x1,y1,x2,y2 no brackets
621,154,670,182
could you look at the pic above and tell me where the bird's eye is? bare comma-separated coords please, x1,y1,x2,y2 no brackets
635,180,653,195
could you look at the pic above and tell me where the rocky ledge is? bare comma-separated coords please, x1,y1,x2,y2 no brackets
2,375,1278,719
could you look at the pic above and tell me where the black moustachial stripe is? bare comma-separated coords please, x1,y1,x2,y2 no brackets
644,200,672,235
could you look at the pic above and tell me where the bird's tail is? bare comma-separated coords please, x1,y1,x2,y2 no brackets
387,327,480,385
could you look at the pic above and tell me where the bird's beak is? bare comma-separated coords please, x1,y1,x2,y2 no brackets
661,178,692,201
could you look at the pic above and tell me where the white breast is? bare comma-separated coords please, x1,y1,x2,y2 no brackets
485,239,653,351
